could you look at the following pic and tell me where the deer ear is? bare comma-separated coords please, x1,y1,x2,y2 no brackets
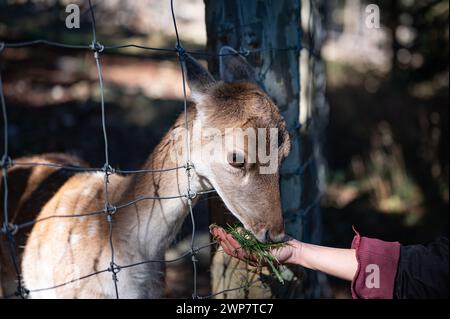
219,46,258,84
184,53,216,103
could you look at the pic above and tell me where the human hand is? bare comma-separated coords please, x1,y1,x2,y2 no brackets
210,226,301,265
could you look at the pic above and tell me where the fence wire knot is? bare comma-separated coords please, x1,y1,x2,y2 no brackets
102,163,115,176
186,190,197,200
191,249,198,262
14,286,29,299
0,155,12,169
1,223,18,236
184,161,194,171
90,41,104,53
104,204,117,216
239,47,250,57
175,43,187,61
108,262,121,283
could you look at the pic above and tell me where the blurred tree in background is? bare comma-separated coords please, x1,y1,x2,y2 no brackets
318,0,448,298
321,0,448,253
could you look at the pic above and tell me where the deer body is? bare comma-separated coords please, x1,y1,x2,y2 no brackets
21,110,209,298
0,48,290,298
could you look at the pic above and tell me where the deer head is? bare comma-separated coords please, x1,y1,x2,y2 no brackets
181,47,290,243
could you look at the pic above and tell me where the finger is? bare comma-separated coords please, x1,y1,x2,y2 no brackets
217,240,232,255
225,234,242,251
211,226,227,237
227,241,249,260
211,228,258,263
212,228,228,243
222,240,238,258
223,239,246,260
210,227,223,238
224,234,252,260
210,227,218,236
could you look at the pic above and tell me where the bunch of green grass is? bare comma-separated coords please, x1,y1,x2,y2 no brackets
211,224,288,284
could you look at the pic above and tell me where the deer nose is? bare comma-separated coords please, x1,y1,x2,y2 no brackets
264,230,271,243
265,229,286,244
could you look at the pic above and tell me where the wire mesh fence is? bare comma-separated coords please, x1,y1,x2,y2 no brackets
0,0,323,299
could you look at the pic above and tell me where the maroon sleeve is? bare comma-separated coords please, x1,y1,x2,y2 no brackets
351,227,401,299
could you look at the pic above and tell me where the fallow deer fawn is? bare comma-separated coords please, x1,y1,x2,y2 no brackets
0,47,290,298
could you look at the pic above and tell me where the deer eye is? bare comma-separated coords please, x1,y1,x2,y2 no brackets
227,152,245,169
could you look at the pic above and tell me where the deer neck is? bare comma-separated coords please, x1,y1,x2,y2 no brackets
114,107,211,261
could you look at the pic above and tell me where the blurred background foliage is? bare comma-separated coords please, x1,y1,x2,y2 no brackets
0,0,448,298
320,0,448,297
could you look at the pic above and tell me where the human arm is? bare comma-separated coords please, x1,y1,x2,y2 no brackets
211,227,357,281
212,227,449,299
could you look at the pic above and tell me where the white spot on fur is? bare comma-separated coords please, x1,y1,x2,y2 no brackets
70,234,81,245
191,91,204,104
94,172,105,179
81,187,93,197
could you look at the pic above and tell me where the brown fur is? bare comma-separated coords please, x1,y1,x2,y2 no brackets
201,82,290,161
0,153,88,297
